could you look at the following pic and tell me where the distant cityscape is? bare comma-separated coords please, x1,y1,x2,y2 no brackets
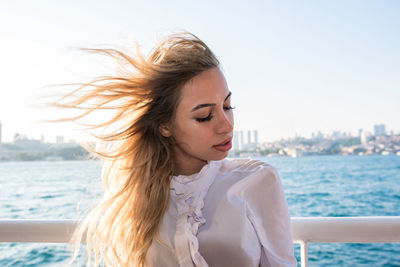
231,124,400,158
0,121,89,161
0,121,399,161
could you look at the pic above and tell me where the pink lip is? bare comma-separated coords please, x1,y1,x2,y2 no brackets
213,138,232,152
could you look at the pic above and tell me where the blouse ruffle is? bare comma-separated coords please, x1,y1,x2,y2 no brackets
169,161,220,267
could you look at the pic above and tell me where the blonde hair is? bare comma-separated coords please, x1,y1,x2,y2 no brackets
58,33,219,266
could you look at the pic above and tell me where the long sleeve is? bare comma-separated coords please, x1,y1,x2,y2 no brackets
242,165,297,267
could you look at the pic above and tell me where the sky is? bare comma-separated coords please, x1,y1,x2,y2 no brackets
0,0,399,143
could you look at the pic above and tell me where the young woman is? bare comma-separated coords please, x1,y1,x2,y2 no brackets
62,33,296,266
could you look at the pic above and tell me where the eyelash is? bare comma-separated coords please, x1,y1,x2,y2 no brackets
196,106,235,122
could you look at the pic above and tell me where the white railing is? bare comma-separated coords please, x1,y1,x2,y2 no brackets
1,217,400,267
292,217,400,267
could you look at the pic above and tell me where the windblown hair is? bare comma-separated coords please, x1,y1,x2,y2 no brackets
60,33,219,266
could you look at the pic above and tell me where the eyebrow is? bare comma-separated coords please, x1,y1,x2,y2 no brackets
191,92,232,112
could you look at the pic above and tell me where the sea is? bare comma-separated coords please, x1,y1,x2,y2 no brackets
0,155,399,266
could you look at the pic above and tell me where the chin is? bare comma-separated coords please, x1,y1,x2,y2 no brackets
210,151,230,161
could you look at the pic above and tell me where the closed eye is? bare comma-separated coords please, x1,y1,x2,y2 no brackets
224,105,235,111
197,106,234,122
196,113,213,122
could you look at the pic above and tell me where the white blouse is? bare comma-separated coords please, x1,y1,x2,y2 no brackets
146,158,297,267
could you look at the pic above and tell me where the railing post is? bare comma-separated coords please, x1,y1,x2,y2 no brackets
300,240,308,267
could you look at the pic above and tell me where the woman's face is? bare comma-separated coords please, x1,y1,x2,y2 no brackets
161,67,234,175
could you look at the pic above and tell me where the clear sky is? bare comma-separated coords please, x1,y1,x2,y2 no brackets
0,0,399,143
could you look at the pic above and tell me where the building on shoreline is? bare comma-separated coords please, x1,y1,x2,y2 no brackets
231,126,400,158
0,134,87,161
374,124,386,136
233,130,259,152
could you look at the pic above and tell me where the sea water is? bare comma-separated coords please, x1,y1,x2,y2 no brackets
0,155,399,266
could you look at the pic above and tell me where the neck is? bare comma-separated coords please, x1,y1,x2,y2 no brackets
173,150,208,176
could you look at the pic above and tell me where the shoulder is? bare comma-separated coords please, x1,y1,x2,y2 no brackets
220,158,279,179
219,158,281,193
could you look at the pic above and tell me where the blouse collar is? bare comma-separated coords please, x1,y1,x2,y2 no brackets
170,160,220,194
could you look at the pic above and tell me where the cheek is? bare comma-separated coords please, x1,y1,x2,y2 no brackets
174,119,206,141
190,124,214,141
176,122,214,145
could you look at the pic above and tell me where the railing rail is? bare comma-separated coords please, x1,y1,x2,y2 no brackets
291,216,400,267
1,217,400,267
0,219,80,243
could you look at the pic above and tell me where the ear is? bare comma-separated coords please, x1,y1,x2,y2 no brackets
159,123,172,137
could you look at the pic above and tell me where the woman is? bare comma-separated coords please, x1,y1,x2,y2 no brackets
62,32,296,266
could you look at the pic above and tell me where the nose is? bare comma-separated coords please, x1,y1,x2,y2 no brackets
216,111,234,134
